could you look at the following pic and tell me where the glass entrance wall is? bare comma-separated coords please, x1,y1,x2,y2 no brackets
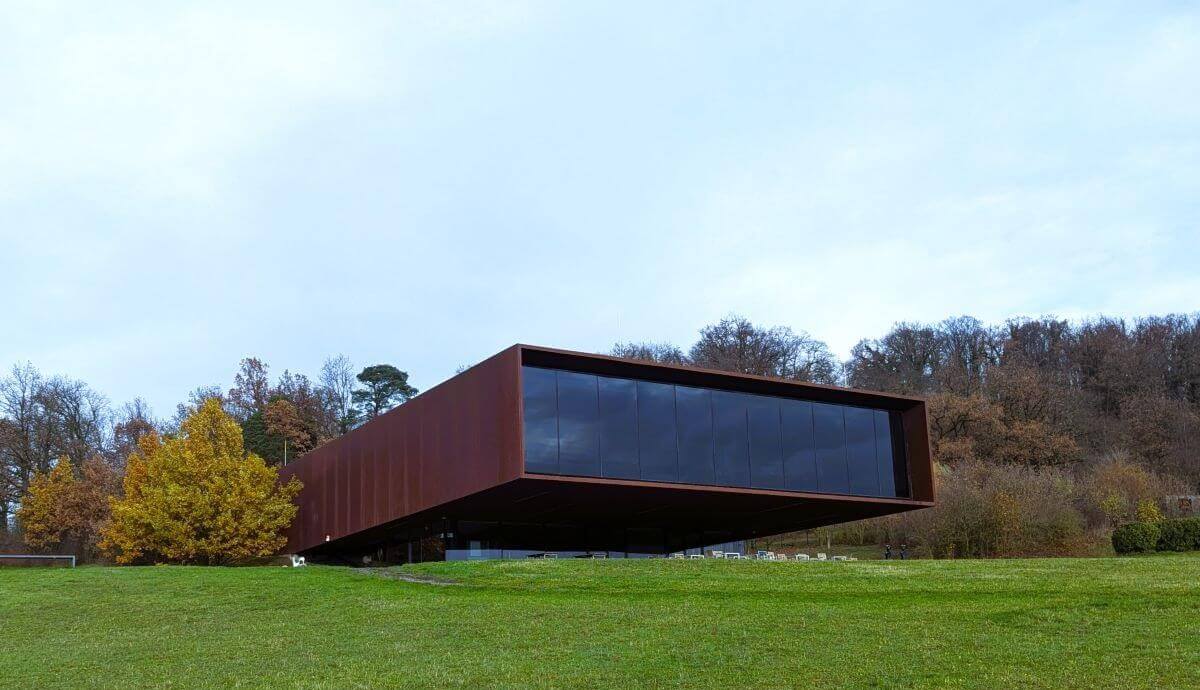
326,520,750,564
522,365,910,498
441,520,747,561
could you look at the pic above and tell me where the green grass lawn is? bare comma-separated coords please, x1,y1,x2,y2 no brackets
2,555,1198,689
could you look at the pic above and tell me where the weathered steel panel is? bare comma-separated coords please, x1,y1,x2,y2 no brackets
278,344,933,555
901,400,934,502
279,346,522,553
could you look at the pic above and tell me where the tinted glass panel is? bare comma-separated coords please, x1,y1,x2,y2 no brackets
522,366,907,498
556,371,599,476
637,381,678,482
713,391,751,488
781,400,817,491
597,377,639,480
675,386,715,485
844,406,879,495
522,366,558,473
747,396,785,489
874,410,896,497
890,411,910,497
813,403,849,493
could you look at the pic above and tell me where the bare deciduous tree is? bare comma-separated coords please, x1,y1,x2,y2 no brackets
170,385,224,432
611,342,687,365
688,316,839,384
846,323,941,393
319,355,356,435
0,363,113,532
111,398,157,469
227,358,270,423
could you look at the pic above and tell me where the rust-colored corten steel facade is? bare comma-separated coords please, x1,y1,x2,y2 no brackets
279,345,934,561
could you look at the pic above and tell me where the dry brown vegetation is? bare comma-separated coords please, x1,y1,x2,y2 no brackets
626,314,1200,557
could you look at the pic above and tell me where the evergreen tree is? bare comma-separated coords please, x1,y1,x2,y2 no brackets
241,411,285,465
351,365,418,421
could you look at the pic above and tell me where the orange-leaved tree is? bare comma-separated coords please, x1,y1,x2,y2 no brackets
18,456,118,560
18,460,75,552
100,399,302,565
264,397,313,463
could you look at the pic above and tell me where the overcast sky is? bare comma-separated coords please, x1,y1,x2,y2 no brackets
2,1,1198,417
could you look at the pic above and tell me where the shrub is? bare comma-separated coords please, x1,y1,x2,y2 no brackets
1099,493,1127,526
1155,518,1200,552
1081,452,1180,528
891,461,1087,558
1112,522,1160,554
1135,499,1164,524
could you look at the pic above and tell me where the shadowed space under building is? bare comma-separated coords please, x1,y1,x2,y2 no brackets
279,345,934,562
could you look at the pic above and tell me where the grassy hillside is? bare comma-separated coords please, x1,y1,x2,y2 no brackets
1,555,1198,688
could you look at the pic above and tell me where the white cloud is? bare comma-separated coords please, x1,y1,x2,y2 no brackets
0,2,1196,413
662,5,1200,356
0,6,371,204
0,2,537,206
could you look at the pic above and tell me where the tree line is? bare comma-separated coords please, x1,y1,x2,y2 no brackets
5,310,1198,560
0,355,417,549
618,314,1200,557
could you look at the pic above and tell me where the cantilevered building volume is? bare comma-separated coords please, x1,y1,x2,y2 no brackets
279,345,934,562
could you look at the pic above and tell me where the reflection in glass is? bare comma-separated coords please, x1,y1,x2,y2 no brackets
844,406,879,495
637,381,678,482
556,371,600,476
747,395,785,490
675,386,715,485
875,410,897,497
522,366,558,473
813,403,850,494
598,377,639,479
781,400,818,491
713,391,751,488
893,412,911,497
522,366,907,498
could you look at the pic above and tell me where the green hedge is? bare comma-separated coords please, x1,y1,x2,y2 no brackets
1156,518,1200,552
1112,522,1160,554
1112,518,1200,554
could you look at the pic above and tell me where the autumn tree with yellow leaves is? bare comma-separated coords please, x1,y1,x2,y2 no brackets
100,399,302,565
